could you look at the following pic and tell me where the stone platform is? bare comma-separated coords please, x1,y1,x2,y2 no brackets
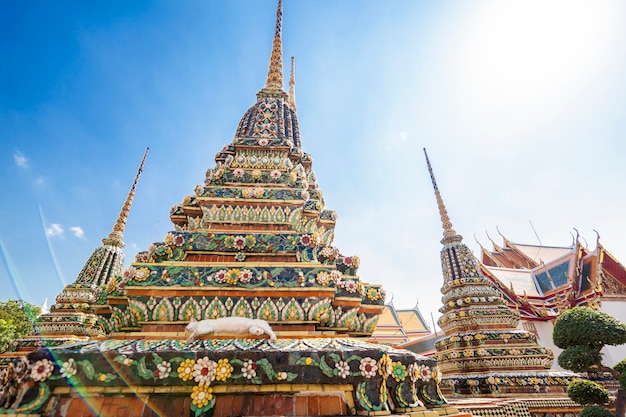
0,337,468,417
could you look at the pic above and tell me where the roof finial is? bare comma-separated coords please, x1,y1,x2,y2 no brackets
108,147,149,242
289,56,297,110
423,148,457,240
265,0,284,91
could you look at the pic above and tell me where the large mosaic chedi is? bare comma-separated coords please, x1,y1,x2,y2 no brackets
0,2,458,417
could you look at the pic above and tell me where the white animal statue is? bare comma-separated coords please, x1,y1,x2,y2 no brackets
185,317,277,342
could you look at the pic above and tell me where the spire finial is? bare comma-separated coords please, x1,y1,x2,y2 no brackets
265,0,284,91
289,56,297,110
423,148,457,239
108,147,149,242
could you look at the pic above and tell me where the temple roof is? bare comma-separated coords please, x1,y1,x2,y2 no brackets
510,243,572,265
485,267,541,297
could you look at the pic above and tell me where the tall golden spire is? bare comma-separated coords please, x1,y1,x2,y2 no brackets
288,56,297,110
423,148,458,240
107,147,149,244
264,0,284,91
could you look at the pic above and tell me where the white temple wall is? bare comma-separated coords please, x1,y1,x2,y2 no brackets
520,301,626,370
600,299,626,367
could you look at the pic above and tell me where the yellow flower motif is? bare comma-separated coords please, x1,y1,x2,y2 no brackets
191,384,213,409
305,357,313,365
378,354,392,378
178,359,196,381
355,281,365,296
135,267,150,282
215,359,233,382
244,235,256,247
225,269,241,285
366,288,380,301
99,374,107,382
316,271,331,286
251,169,262,179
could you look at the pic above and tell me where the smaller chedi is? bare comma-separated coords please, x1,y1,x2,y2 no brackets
423,148,576,396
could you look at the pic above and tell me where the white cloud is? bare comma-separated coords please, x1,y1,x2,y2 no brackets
35,176,45,185
13,151,28,168
45,223,64,237
399,132,408,141
70,226,85,238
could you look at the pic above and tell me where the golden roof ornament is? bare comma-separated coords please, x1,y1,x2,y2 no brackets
105,147,149,245
264,0,284,92
423,148,460,242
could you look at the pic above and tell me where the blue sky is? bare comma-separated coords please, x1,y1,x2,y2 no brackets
2,0,626,324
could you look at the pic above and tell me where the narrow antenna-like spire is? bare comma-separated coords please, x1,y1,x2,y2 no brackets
265,0,284,91
423,148,457,239
289,56,297,110
107,147,149,242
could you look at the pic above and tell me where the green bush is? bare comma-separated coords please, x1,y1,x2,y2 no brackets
567,379,610,406
553,307,626,350
558,345,603,373
614,358,626,375
620,371,626,391
579,405,615,417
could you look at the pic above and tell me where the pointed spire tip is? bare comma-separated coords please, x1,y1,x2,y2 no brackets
423,148,458,240
264,0,284,91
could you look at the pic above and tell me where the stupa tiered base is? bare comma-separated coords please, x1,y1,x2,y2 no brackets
0,337,463,417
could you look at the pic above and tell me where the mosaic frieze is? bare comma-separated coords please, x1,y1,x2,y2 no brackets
197,205,302,228
53,284,100,305
438,314,520,333
441,371,575,395
108,296,333,326
172,231,315,253
122,264,340,289
205,166,303,187
438,305,520,328
193,186,309,201
437,355,553,372
136,232,323,263
229,149,291,169
435,330,539,350
436,345,552,363
1,338,445,415
441,283,503,305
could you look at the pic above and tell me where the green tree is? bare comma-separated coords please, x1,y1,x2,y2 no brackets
553,306,626,375
0,318,17,352
567,379,610,406
553,306,626,415
0,300,40,353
